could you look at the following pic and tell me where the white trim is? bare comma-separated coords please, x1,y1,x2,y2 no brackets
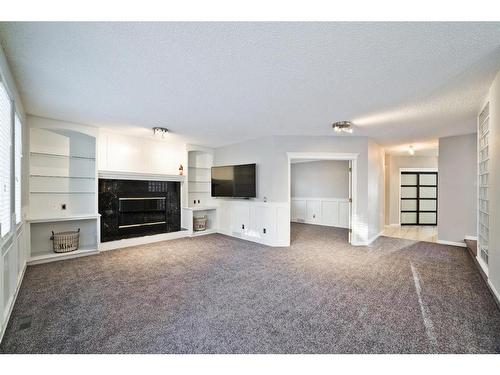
386,223,400,227
436,239,466,248
291,197,349,202
464,235,478,241
398,167,438,226
99,230,189,251
487,279,500,306
476,254,489,277
287,152,358,245
365,230,384,246
98,170,186,182
0,257,26,344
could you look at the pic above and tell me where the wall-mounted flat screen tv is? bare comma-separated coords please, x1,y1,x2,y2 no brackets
211,163,256,198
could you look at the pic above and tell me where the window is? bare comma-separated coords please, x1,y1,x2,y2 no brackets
15,112,22,224
0,80,12,237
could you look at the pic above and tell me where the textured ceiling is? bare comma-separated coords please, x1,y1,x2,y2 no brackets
1,22,500,150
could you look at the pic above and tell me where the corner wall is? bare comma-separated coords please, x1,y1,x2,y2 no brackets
437,133,477,244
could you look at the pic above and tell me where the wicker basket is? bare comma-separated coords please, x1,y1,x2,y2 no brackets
193,216,208,231
51,228,80,253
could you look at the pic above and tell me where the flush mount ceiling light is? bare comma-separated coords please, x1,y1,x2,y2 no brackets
153,127,169,138
408,145,415,155
332,121,353,133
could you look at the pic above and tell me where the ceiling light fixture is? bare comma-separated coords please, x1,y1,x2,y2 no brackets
153,127,169,138
408,145,415,155
332,121,353,133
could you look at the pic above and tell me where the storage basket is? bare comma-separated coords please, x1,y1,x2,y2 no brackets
51,228,80,253
193,216,208,232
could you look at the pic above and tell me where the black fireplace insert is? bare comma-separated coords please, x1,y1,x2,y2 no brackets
98,179,181,242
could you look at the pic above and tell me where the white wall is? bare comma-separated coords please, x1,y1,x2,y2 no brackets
368,140,386,239
291,160,349,198
385,155,438,225
438,134,477,243
214,135,385,244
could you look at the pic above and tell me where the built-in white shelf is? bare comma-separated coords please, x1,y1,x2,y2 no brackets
190,228,217,237
28,247,99,265
30,174,95,179
27,214,100,223
30,151,96,160
183,206,217,212
31,191,94,194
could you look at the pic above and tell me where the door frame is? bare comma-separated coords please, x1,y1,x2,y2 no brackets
398,167,438,226
287,152,359,245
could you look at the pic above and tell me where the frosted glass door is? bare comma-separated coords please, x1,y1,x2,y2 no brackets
401,172,438,225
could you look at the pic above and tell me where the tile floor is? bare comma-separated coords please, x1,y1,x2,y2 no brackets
382,225,438,243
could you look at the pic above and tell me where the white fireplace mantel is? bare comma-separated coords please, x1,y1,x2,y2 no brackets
98,170,186,182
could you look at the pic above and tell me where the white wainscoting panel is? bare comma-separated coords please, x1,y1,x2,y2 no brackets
291,198,349,229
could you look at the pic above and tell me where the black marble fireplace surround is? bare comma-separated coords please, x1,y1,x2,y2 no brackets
99,178,181,242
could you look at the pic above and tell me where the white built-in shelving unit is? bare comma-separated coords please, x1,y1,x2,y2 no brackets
478,103,490,274
183,146,217,236
27,127,99,264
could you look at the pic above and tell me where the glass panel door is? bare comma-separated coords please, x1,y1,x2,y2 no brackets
401,171,438,225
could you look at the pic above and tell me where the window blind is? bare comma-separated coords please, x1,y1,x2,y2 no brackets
0,80,12,237
15,112,22,224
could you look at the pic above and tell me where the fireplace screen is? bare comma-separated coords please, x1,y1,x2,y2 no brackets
99,179,180,242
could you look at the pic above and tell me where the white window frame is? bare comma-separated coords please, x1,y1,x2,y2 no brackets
14,112,22,224
0,79,12,238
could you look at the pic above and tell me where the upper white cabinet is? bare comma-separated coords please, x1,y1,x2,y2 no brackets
291,198,349,229
98,131,186,176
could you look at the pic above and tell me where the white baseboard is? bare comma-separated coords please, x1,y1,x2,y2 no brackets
464,235,478,241
436,239,466,248
99,230,190,251
386,224,400,227
353,231,383,246
0,261,27,344
487,279,500,306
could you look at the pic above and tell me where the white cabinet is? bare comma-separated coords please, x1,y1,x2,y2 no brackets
306,200,321,224
292,198,349,229
216,201,288,246
231,205,250,236
249,205,275,244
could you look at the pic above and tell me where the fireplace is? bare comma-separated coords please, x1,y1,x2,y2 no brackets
99,178,181,242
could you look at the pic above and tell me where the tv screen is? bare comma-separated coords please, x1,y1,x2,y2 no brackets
211,164,256,198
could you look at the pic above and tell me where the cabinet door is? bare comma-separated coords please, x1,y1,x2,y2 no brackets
217,204,231,234
231,205,250,235
306,200,321,224
250,206,275,242
291,200,306,222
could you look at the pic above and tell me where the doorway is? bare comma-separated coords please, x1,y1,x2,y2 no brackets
400,171,438,225
287,152,358,245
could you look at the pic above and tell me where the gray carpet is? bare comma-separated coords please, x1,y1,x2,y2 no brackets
1,223,499,353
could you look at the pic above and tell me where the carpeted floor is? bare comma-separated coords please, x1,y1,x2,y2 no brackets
1,223,499,354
